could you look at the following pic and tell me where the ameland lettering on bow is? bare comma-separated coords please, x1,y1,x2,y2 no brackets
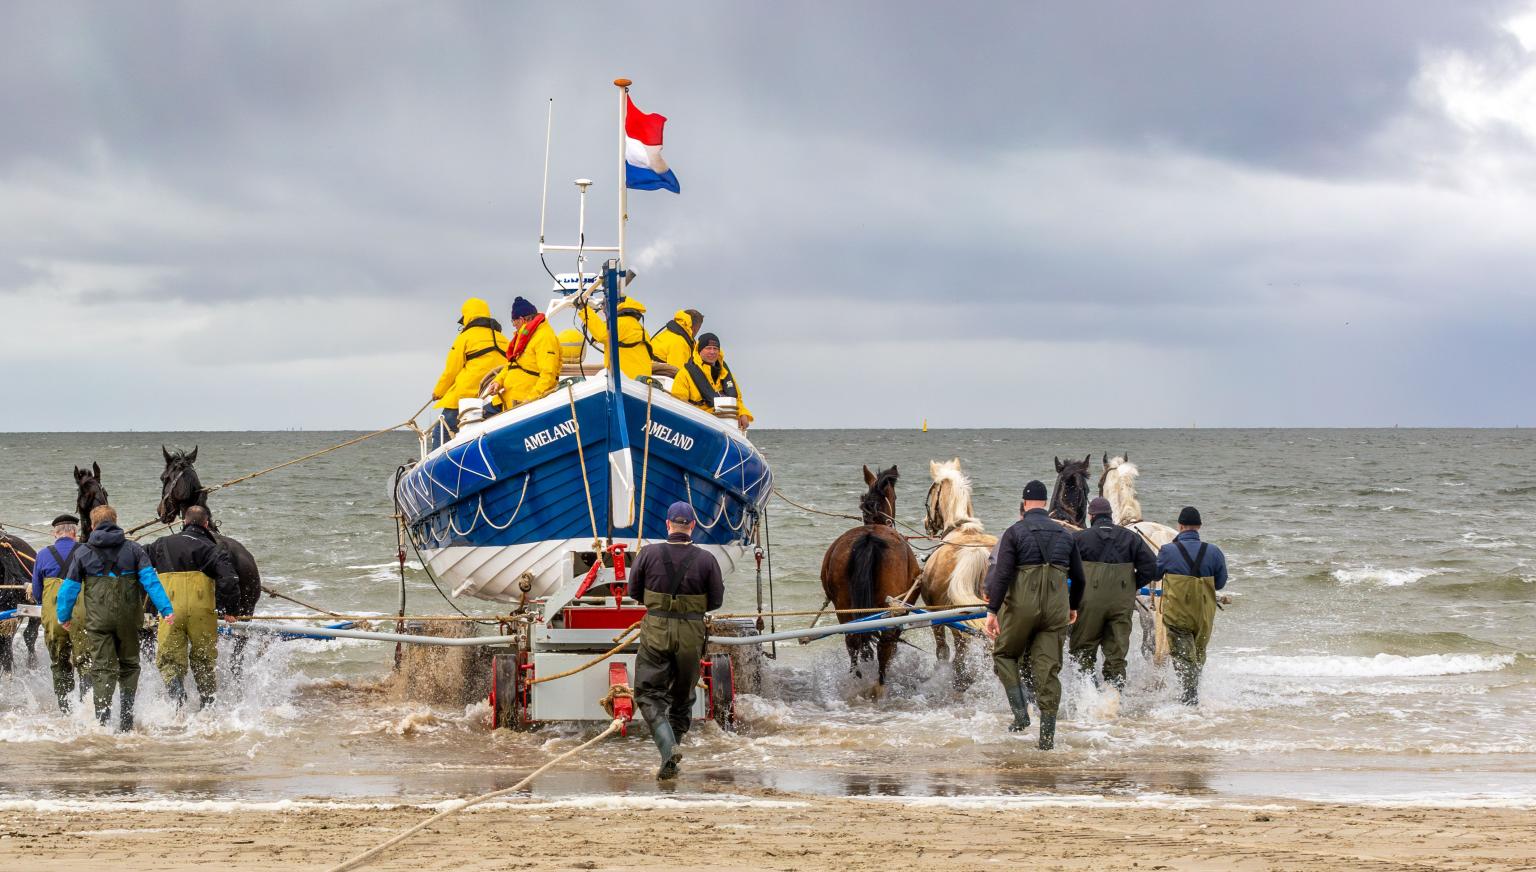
645,420,694,451
525,418,579,452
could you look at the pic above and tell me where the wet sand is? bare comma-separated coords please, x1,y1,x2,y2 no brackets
4,796,1534,871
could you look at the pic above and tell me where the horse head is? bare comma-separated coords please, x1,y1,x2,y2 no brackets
1050,454,1092,527
1098,451,1129,496
925,458,974,536
860,464,900,526
74,462,108,533
157,445,206,524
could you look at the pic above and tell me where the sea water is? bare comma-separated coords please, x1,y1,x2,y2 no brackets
0,428,1532,807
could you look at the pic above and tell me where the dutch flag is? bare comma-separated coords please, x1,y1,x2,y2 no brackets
624,95,680,194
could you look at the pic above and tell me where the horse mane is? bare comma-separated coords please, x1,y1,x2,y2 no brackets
928,458,982,533
860,466,900,525
1103,458,1144,525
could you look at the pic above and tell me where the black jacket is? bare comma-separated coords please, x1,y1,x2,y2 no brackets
629,535,725,612
148,524,241,615
1074,516,1162,586
984,508,1086,612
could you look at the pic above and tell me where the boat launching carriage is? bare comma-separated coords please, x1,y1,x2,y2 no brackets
393,80,772,730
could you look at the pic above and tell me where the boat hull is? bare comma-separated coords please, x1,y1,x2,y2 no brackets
396,374,771,602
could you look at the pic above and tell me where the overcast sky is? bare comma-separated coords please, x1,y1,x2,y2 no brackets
2,1,1534,430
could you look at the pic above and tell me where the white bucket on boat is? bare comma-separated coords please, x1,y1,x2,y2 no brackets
458,397,485,425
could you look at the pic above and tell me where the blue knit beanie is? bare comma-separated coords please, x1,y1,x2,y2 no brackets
511,297,538,319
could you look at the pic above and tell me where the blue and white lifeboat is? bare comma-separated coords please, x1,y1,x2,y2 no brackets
395,278,771,603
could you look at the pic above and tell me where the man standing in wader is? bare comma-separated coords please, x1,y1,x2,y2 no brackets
148,506,240,709
1070,497,1161,689
983,479,1085,750
58,505,174,731
1156,506,1229,705
33,514,88,711
628,501,724,780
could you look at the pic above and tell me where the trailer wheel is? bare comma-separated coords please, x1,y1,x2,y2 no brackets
707,653,735,732
490,653,527,730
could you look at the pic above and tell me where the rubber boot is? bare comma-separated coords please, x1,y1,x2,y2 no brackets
167,677,187,709
652,721,683,780
93,689,112,726
1004,684,1032,732
117,692,136,733
198,688,216,710
1038,714,1056,751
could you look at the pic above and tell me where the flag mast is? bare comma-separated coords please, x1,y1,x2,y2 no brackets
614,78,630,279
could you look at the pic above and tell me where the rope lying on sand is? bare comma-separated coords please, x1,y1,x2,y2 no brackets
325,718,625,872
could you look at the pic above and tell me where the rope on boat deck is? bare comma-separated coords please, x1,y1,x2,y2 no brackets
123,399,435,537
325,718,625,872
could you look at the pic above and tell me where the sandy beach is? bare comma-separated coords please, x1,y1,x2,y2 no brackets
4,795,1534,871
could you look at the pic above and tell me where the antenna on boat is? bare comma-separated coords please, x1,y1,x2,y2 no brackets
538,98,553,246
574,178,593,304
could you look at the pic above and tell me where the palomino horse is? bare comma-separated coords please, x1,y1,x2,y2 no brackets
156,446,264,622
1098,454,1177,549
1099,453,1178,661
1049,455,1092,530
74,463,109,536
918,458,996,687
819,465,921,697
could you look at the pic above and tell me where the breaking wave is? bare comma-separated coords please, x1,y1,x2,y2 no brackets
1222,653,1516,678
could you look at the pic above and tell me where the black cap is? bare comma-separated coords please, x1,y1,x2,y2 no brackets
1088,497,1113,518
51,514,79,526
697,332,721,349
1178,506,1202,526
1022,480,1048,501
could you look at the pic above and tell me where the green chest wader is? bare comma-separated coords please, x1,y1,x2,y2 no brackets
83,566,147,724
155,570,219,704
1158,541,1215,703
1069,560,1137,684
42,562,90,707
991,535,1071,717
635,548,709,736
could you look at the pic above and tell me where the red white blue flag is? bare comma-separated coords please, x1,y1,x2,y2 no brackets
624,95,680,194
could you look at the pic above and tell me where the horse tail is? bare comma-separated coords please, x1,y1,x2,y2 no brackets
847,530,887,611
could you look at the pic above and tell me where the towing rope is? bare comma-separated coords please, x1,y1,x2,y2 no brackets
566,384,601,551
0,521,54,537
527,624,642,686
326,718,625,872
123,399,434,536
635,381,655,549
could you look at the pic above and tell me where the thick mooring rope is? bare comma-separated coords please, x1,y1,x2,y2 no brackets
325,718,625,872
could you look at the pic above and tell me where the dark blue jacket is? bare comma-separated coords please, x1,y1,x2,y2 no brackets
30,537,78,602
58,523,172,622
1156,530,1229,591
984,508,1086,612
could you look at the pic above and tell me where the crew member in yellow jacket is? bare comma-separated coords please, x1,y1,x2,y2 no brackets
649,308,703,369
431,298,508,445
671,333,753,431
492,296,562,410
578,295,653,379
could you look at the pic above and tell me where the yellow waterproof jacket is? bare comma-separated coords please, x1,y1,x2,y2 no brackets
433,299,509,409
671,354,754,425
579,297,654,379
649,310,695,368
496,320,562,406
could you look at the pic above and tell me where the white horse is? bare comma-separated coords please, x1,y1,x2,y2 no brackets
1099,453,1177,661
919,458,996,687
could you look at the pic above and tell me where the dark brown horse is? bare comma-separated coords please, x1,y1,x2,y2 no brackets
1049,455,1092,530
74,463,109,536
819,465,921,698
156,446,264,620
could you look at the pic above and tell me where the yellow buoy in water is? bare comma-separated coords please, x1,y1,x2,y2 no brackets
921,418,928,433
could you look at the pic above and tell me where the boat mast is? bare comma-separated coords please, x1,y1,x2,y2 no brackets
604,78,636,535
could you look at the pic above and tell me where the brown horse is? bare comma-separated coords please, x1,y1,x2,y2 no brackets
819,465,921,698
918,458,996,689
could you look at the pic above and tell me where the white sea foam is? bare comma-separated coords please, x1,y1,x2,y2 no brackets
852,794,1291,811
1222,653,1515,678
0,795,808,815
1330,566,1435,586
